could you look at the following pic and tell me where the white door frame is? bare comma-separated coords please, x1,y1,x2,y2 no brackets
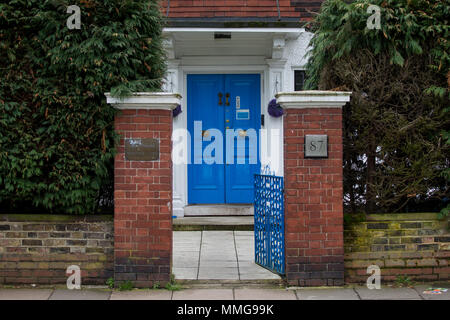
171,57,287,216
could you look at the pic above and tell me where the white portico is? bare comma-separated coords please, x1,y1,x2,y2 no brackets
162,27,314,217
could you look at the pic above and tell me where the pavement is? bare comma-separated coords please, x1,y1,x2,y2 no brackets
0,285,449,300
173,231,281,281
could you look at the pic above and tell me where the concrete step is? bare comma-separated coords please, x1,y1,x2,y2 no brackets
176,279,285,289
184,205,254,217
173,216,254,231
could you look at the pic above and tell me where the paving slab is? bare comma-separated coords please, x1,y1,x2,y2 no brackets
237,255,254,262
174,231,203,238
110,290,172,300
238,264,281,280
235,242,254,248
296,288,359,300
235,247,254,252
200,253,237,261
238,265,276,274
174,243,201,249
173,289,233,300
173,256,200,268
414,285,450,300
202,240,235,248
234,289,296,300
240,272,281,280
0,289,53,300
173,232,202,243
354,287,421,300
200,260,238,268
235,245,254,250
173,267,198,280
201,242,235,248
173,250,200,257
49,289,111,300
238,254,254,259
201,249,236,257
198,267,239,280
235,231,253,237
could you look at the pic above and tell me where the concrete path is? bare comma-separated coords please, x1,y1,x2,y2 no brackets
0,285,449,300
173,231,281,281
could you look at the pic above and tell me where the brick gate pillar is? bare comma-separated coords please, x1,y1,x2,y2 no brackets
106,92,181,288
276,91,351,286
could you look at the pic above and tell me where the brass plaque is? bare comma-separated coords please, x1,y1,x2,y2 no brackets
125,138,159,161
305,135,328,158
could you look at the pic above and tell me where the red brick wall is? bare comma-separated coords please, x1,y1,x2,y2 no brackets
114,109,173,288
284,107,344,286
160,0,323,21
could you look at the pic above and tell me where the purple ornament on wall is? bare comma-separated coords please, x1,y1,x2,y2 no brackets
173,104,182,117
268,99,284,117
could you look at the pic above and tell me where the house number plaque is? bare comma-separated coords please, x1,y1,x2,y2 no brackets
304,135,328,158
125,138,159,161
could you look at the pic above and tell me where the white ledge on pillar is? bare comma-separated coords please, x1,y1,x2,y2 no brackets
276,91,351,109
105,92,182,110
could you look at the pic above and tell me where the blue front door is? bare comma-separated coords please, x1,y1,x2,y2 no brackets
188,74,261,204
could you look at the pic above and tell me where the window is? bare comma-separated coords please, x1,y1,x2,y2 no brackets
294,70,306,91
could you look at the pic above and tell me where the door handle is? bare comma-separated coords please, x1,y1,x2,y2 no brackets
218,93,223,106
225,93,230,106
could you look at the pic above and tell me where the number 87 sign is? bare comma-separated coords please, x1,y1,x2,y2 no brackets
304,135,328,158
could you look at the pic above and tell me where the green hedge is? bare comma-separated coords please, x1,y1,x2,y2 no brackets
305,0,449,214
0,0,166,214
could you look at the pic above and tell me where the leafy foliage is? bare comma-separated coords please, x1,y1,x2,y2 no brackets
305,0,449,214
0,0,166,214
118,280,134,291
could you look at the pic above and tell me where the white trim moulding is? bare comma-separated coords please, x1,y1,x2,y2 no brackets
276,91,352,109
105,92,182,110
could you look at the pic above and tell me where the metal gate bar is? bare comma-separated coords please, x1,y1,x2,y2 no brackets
254,174,285,275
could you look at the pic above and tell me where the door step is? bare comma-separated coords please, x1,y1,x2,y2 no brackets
175,279,285,289
173,216,253,231
184,205,254,217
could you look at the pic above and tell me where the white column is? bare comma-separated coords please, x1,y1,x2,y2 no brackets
164,60,185,218
263,59,286,176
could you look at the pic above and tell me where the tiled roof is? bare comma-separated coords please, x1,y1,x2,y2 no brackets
160,0,323,22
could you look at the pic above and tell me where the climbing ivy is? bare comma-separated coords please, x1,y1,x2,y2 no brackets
0,0,166,214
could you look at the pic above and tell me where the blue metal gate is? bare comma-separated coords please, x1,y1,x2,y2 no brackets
254,174,285,275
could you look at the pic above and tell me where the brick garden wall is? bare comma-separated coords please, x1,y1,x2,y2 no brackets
0,214,113,285
283,107,345,286
1,212,448,286
345,213,450,283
